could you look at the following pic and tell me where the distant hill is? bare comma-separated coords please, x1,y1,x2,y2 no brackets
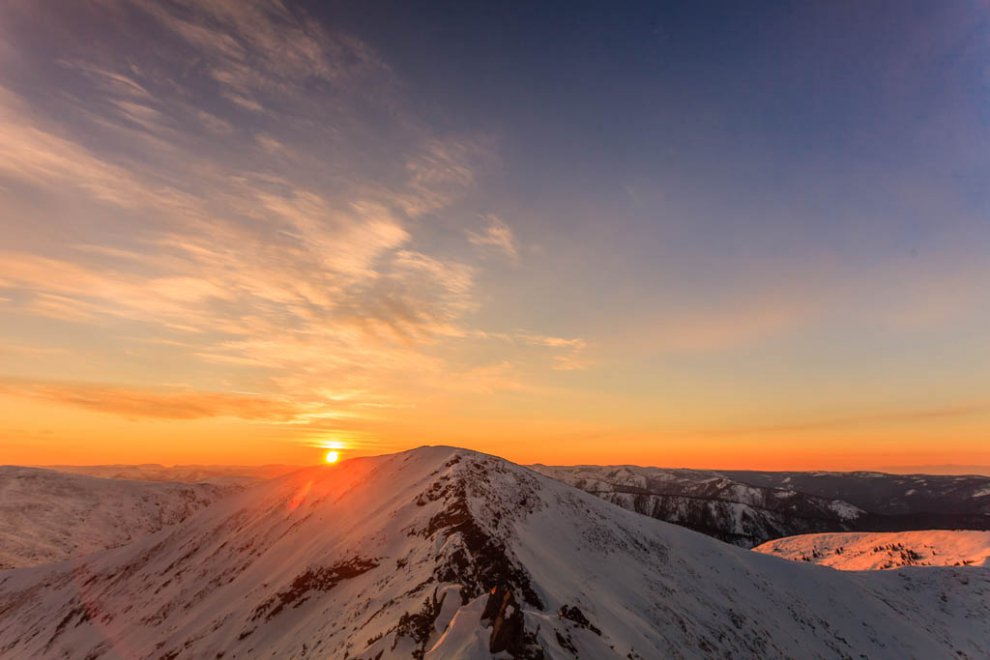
754,530,990,570
40,463,301,484
0,467,236,568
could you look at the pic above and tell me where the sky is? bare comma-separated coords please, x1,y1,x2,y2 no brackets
1,0,989,470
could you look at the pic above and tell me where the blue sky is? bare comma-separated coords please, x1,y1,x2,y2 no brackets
0,1,988,468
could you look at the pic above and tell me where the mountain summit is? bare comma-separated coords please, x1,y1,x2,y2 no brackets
1,446,987,658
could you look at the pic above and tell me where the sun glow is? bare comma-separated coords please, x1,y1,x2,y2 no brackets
324,450,340,464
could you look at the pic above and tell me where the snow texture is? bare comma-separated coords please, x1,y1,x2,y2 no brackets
0,447,987,659
0,467,233,569
754,530,990,570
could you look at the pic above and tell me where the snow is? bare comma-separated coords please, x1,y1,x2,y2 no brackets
828,499,862,520
425,594,492,659
0,447,988,659
0,466,233,569
754,530,990,570
533,463,866,547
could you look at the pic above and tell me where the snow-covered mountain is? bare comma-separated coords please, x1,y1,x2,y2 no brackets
1,447,987,659
717,469,990,516
532,465,865,547
534,465,990,547
0,467,236,569
754,530,990,570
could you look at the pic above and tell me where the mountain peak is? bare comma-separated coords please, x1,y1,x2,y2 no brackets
1,448,988,658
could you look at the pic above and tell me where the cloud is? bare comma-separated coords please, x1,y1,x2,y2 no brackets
516,333,590,370
0,378,302,421
0,0,585,445
690,402,990,438
130,0,383,92
0,89,181,211
468,215,519,260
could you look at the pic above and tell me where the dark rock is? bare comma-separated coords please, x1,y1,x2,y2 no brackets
485,586,526,655
559,604,601,636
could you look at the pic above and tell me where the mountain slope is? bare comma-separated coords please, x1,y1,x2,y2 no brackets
532,465,865,547
0,447,987,659
754,530,990,570
0,467,235,569
535,465,990,547
718,469,990,515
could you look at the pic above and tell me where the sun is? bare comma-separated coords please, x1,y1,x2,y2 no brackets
324,449,340,464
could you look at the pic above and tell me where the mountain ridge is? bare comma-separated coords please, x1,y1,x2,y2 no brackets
1,446,988,658
534,464,990,547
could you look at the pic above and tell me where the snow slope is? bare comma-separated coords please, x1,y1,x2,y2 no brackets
754,530,990,570
1,447,988,659
535,465,990,547
533,464,865,547
0,467,235,569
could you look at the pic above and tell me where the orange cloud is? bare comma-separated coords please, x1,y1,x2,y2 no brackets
690,401,990,438
0,0,588,464
468,215,519,260
0,378,302,421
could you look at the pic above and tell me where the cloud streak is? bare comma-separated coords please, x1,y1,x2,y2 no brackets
0,378,301,421
468,215,519,260
687,402,990,438
0,0,584,449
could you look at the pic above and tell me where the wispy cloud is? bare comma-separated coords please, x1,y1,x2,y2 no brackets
468,215,519,260
0,378,302,421
688,401,990,438
0,0,584,448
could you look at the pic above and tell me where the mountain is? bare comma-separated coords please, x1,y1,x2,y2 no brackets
534,465,990,547
717,470,990,515
0,467,236,569
531,465,864,547
42,464,300,485
1,447,987,659
754,530,990,570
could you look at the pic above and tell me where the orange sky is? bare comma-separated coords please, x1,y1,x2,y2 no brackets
2,2,990,472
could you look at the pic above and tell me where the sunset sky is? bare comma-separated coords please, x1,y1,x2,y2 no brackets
1,1,989,470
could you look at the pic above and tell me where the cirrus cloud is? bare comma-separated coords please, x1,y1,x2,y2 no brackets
0,0,585,450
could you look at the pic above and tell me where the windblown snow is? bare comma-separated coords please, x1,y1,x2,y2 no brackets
0,447,987,659
754,530,990,570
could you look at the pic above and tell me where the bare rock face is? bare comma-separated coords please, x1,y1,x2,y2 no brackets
481,586,524,654
416,455,544,611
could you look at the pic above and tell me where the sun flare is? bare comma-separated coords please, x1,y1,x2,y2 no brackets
324,450,340,464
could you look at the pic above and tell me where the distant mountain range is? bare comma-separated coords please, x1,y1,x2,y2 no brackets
531,465,990,547
39,463,299,484
1,447,987,658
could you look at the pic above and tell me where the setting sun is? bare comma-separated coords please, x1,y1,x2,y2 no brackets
2,2,989,657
